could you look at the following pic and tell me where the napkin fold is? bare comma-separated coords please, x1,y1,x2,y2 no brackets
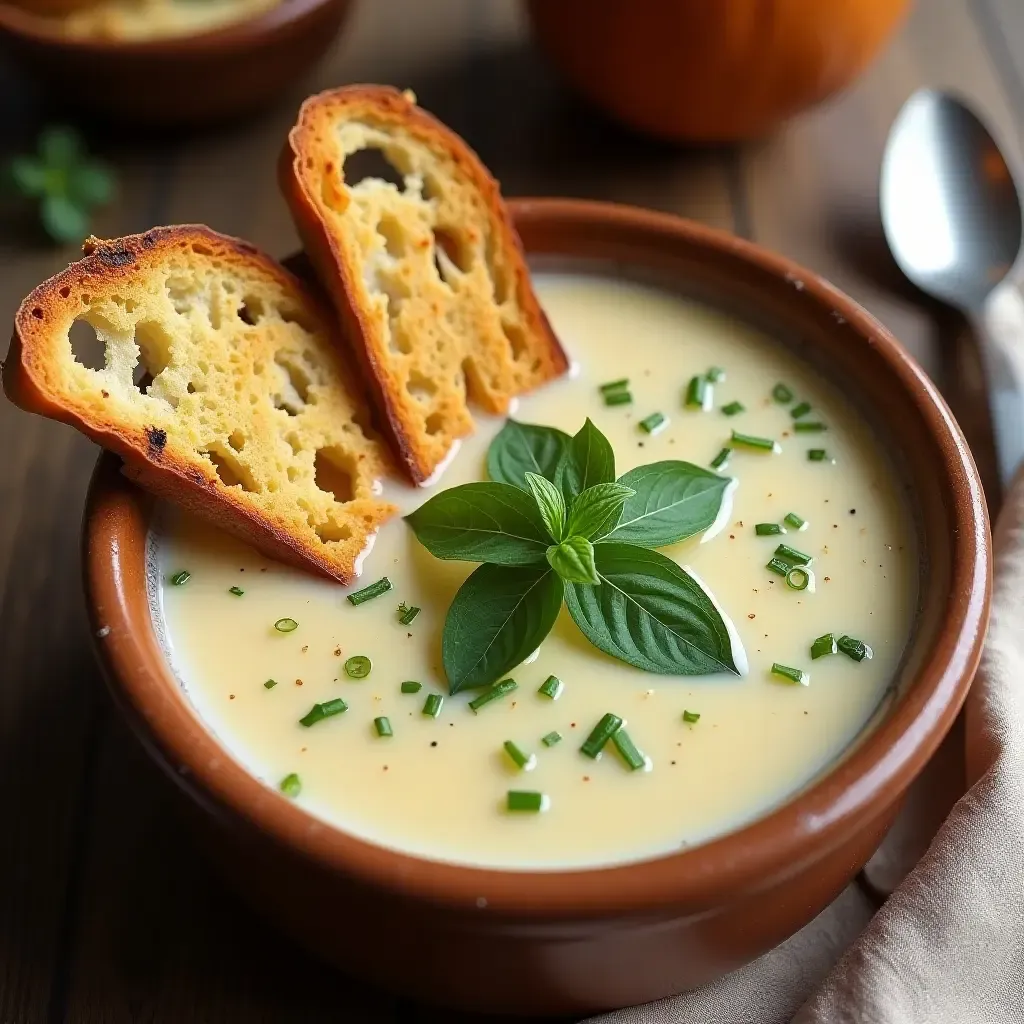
593,472,1024,1024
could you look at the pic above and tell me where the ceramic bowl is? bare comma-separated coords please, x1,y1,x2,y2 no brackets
82,199,990,1015
0,0,352,125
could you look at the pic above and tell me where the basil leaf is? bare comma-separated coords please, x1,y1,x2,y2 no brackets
554,418,615,501
487,419,570,489
405,482,550,565
443,563,564,693
603,461,732,547
9,157,48,198
524,471,566,541
40,194,88,243
566,481,635,540
546,535,599,585
564,543,741,675
39,126,82,168
68,161,114,208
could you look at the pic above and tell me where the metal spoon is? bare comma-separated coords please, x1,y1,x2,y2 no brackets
881,88,1024,489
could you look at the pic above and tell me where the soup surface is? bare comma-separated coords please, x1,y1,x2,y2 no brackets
53,0,279,40
153,273,918,869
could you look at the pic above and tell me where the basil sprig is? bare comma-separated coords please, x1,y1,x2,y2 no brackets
406,418,743,692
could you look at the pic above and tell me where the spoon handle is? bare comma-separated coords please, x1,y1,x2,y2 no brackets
973,282,1024,489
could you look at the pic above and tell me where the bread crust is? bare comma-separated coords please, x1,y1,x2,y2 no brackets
280,85,568,483
4,226,397,584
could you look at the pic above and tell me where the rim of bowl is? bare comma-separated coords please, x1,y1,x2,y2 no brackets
83,198,991,919
0,0,342,54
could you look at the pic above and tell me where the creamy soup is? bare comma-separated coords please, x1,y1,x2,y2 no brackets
152,273,918,870
53,0,279,41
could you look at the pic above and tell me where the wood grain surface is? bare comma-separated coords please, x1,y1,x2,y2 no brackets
0,1,1020,1020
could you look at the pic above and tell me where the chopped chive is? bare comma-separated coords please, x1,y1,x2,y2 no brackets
398,602,421,625
611,728,646,771
684,375,710,409
755,522,784,536
580,713,623,758
422,693,443,718
775,543,813,565
299,697,348,727
808,448,829,462
811,633,838,659
344,655,372,679
785,566,813,591
639,412,667,434
170,570,191,586
766,556,791,576
772,383,794,403
503,740,535,771
710,446,732,470
347,576,393,606
771,663,808,686
599,378,630,395
731,430,778,452
538,675,563,700
604,389,633,407
400,680,422,694
794,421,827,433
541,730,563,747
721,400,746,416
838,635,874,662
274,617,298,633
784,512,807,530
706,366,726,383
228,585,245,596
263,678,278,689
507,790,548,812
279,773,302,798
469,678,518,712
791,401,812,419
682,710,701,723
374,716,393,737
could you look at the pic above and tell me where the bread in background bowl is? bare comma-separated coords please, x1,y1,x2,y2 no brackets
0,0,353,124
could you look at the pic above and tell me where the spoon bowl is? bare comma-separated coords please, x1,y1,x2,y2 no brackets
881,89,1024,489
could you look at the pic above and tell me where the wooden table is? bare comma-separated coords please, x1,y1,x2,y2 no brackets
1,2,1021,1020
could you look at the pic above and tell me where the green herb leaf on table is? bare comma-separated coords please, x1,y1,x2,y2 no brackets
546,535,600,585
604,461,733,547
404,482,551,565
39,126,82,167
68,162,115,207
564,543,742,675
41,195,89,244
443,563,564,693
5,125,115,245
8,157,48,197
487,419,570,489
565,481,635,540
524,471,566,541
554,418,615,501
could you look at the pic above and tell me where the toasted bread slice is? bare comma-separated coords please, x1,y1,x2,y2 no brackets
3,226,397,584
280,85,569,484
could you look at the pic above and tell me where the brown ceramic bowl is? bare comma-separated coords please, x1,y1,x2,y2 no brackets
0,0,352,125
83,200,990,1015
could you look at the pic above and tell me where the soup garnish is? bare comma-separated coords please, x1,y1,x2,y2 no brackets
346,577,393,606
406,417,743,692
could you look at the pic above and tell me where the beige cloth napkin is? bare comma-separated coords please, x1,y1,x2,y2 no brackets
592,470,1024,1024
